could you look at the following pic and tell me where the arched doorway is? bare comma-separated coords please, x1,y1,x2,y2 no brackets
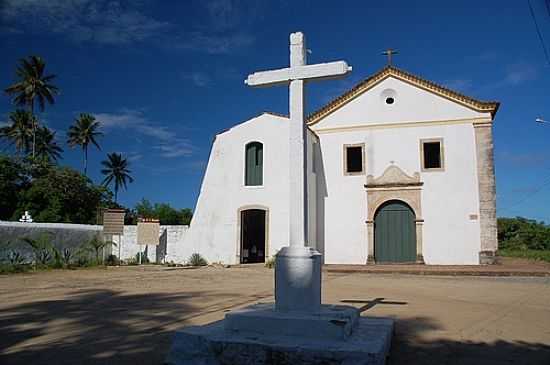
240,209,266,263
374,200,416,263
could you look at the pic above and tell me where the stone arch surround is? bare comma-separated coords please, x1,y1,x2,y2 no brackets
365,165,424,264
236,205,270,264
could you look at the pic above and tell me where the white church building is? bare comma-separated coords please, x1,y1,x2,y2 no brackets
182,65,499,265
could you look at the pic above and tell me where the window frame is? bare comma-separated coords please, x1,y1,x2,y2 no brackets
420,138,445,172
343,143,365,176
244,141,264,187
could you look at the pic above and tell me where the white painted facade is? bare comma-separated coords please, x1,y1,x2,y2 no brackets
184,68,498,265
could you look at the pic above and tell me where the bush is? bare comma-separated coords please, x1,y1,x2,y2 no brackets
106,254,119,266
135,252,149,264
498,217,550,251
188,253,207,267
265,257,276,269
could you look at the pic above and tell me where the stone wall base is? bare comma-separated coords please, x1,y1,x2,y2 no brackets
479,251,497,265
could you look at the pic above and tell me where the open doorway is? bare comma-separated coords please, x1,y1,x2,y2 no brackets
240,209,266,263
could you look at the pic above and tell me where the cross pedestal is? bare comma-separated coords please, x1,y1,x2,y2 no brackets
166,32,394,365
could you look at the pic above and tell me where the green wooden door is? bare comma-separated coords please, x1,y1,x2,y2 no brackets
374,201,416,263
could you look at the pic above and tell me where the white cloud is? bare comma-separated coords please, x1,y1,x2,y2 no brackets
94,109,194,158
154,139,194,158
173,32,254,54
0,0,171,45
1,0,258,53
443,79,473,92
180,72,211,87
503,63,537,85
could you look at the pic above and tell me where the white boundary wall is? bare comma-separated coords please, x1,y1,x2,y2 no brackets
0,221,190,264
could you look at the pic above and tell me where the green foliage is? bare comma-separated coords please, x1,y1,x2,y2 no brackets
15,162,112,224
135,252,149,264
498,217,550,251
0,156,28,220
5,55,58,158
67,113,103,175
133,198,193,225
21,233,55,266
81,235,115,264
101,152,133,203
34,126,63,163
8,251,25,265
0,110,34,154
265,257,276,269
499,249,550,262
188,253,207,267
105,254,119,266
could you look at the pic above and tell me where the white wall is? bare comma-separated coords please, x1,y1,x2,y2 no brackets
312,77,485,265
109,225,189,263
181,113,291,265
314,77,491,130
314,123,481,264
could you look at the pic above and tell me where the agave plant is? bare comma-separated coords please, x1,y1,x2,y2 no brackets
62,248,73,266
8,251,25,265
188,253,208,267
21,234,54,267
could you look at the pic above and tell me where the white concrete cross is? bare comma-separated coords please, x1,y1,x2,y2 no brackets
245,32,352,248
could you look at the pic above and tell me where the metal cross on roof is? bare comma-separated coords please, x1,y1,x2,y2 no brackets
382,49,399,65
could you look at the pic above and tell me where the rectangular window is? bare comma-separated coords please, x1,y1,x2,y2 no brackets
420,139,444,171
344,144,365,175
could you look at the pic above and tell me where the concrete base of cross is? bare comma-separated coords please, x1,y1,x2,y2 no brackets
166,304,394,365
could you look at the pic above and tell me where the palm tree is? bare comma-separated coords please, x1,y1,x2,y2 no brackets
101,153,134,203
67,113,103,175
4,56,58,158
34,126,63,163
0,110,34,155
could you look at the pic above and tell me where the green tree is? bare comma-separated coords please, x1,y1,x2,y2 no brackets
17,165,111,224
67,113,102,175
135,198,155,219
4,56,58,158
101,152,134,203
0,110,34,155
0,156,28,220
34,126,63,163
498,217,550,251
134,198,193,225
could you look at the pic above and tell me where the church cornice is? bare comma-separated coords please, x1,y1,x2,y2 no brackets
306,66,500,125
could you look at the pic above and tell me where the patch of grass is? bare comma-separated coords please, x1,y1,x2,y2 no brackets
499,249,550,262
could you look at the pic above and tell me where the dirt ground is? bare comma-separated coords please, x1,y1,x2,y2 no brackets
1,265,549,365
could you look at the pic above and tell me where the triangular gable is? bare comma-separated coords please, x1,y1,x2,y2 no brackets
307,66,499,125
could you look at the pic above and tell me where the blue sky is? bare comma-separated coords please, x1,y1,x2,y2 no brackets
1,0,549,222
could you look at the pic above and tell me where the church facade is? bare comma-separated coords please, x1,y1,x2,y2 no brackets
182,66,499,265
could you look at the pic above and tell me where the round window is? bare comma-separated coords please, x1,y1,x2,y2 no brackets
380,88,397,106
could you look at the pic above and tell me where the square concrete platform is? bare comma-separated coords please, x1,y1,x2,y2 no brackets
166,304,394,365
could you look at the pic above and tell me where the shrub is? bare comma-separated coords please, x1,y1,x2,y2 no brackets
21,233,55,267
265,257,276,269
188,253,207,267
8,251,25,266
135,252,149,264
106,254,119,266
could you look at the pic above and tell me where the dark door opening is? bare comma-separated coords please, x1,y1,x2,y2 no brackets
240,209,266,264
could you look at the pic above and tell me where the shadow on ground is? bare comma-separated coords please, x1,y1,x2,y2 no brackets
388,314,550,365
1,291,550,365
0,289,208,365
